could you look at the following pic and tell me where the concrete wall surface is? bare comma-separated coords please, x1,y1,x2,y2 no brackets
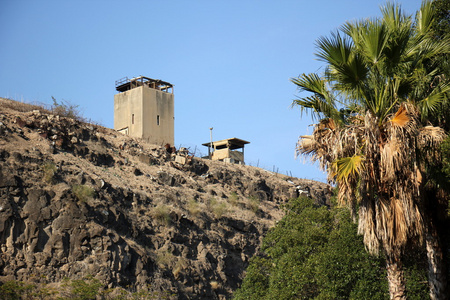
212,149,244,163
142,87,174,146
114,86,174,146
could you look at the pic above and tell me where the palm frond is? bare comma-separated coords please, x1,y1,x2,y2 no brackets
378,3,413,72
331,54,368,94
332,155,364,183
380,137,401,182
364,78,400,121
390,105,410,127
380,2,410,33
409,35,450,63
316,27,370,100
415,0,435,36
291,73,342,123
315,31,353,66
418,81,450,120
417,125,447,150
297,135,316,156
358,201,380,255
291,73,326,94
359,19,389,64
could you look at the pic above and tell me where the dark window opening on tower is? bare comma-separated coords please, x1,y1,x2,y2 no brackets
157,115,160,126
132,114,135,124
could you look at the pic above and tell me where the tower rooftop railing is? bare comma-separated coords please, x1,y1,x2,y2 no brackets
115,76,173,93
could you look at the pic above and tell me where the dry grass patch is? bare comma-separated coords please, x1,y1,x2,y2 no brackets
42,161,57,184
208,198,228,219
172,257,188,279
0,97,51,113
187,199,201,217
156,249,174,269
228,192,240,206
72,184,95,202
152,204,172,226
246,196,260,213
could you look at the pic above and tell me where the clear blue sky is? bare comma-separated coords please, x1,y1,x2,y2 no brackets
0,0,424,182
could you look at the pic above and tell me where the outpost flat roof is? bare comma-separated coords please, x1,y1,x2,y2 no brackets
202,138,250,150
115,76,173,93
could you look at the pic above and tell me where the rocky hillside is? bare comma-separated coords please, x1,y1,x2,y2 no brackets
0,98,331,299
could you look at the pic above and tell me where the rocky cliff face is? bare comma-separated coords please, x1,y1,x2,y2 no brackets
0,98,331,299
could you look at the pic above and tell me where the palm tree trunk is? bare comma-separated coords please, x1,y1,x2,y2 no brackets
426,229,448,300
386,255,406,300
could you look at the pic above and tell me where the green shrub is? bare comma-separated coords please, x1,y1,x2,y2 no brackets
0,281,27,300
234,197,430,299
72,184,95,202
42,161,57,184
102,285,174,299
0,280,59,299
232,256,272,299
70,276,102,300
233,197,389,300
59,276,102,300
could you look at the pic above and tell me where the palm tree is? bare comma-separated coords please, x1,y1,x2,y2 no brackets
291,1,450,299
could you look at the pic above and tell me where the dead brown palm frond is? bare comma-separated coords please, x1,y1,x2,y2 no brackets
397,183,424,239
375,197,390,251
317,118,338,131
384,103,420,142
336,179,356,207
370,193,423,256
390,105,410,127
417,126,447,148
297,135,315,155
389,197,408,249
417,125,447,164
379,148,394,183
359,199,380,255
364,111,381,148
296,119,342,174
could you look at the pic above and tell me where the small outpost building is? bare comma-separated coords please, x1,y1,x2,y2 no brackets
202,138,250,165
114,76,174,146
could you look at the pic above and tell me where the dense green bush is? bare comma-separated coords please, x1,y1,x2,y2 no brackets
234,197,429,299
68,276,102,300
0,281,31,300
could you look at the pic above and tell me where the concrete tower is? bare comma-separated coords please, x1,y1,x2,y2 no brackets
114,76,174,146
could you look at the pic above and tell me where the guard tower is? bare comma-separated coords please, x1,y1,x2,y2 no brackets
114,76,174,145
202,138,250,164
